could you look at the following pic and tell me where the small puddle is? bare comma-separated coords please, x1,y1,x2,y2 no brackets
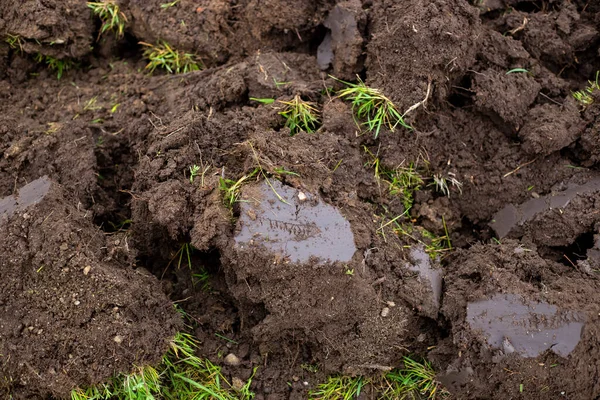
406,246,443,309
466,293,584,357
317,4,360,71
317,32,333,70
0,176,52,219
490,177,600,238
235,181,356,263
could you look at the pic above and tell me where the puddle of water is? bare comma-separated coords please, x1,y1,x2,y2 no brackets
235,181,356,263
0,177,52,219
438,367,473,391
317,32,333,70
490,177,600,238
326,4,359,48
407,246,443,309
466,293,584,357
317,4,360,71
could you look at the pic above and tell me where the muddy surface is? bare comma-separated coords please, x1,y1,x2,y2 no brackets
1,0,600,399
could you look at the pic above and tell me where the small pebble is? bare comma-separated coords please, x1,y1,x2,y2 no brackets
502,337,515,354
74,300,80,306
298,192,307,201
386,301,396,307
231,377,245,391
113,335,123,344
381,307,390,317
83,266,91,275
224,353,241,366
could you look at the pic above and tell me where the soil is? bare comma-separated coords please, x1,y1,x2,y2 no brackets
1,0,600,399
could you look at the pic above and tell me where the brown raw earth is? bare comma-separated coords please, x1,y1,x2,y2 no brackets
0,178,181,399
1,0,600,399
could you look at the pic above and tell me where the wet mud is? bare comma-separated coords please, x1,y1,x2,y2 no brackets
1,0,600,399
235,181,356,263
466,293,584,358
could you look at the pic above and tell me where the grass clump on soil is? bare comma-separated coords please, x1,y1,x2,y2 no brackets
87,1,128,39
71,333,257,400
310,357,446,400
365,148,425,212
250,96,320,135
141,41,202,74
278,95,320,135
333,76,411,138
219,168,260,208
431,173,462,198
379,357,447,400
34,53,76,80
394,219,452,260
573,71,600,106
309,376,367,400
4,34,24,53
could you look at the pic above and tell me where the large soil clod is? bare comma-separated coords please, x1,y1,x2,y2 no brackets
0,177,181,399
2,0,600,398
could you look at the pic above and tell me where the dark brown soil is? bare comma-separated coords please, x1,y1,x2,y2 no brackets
0,177,181,399
2,0,600,399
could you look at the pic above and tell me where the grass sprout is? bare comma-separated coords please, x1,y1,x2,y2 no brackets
161,0,180,9
4,34,24,53
506,68,530,75
309,376,367,400
573,71,600,106
431,173,462,198
249,97,275,105
334,75,411,138
71,332,257,400
365,148,425,211
278,95,320,135
192,270,211,292
34,53,76,79
141,41,202,74
87,1,128,39
189,165,201,183
165,243,194,275
219,168,259,208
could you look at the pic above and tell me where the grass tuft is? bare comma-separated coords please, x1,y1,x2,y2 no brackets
394,221,452,260
4,34,24,53
34,53,76,79
431,173,462,198
573,71,600,106
365,148,425,212
141,41,202,74
309,376,366,400
334,76,411,138
380,357,447,400
278,95,320,135
87,1,128,39
219,168,260,208
311,357,446,400
71,333,257,400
